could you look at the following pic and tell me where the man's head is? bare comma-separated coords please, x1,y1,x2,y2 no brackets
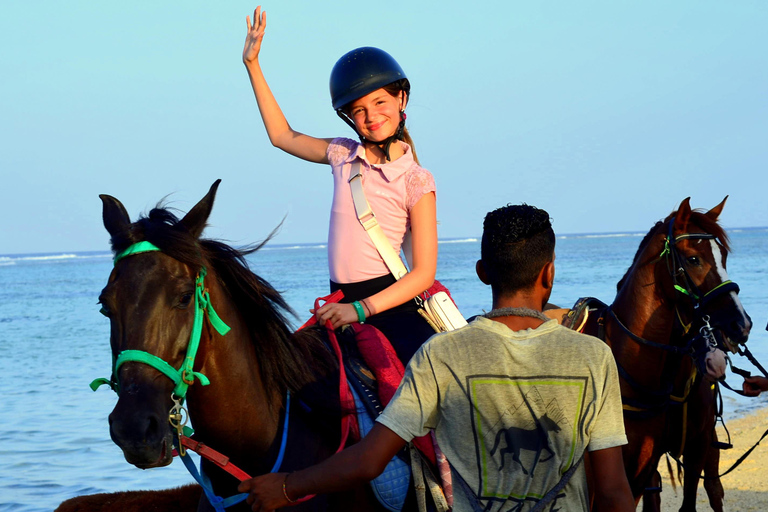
477,204,555,302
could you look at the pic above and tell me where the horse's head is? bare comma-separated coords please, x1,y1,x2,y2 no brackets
663,197,752,350
95,181,223,468
652,197,752,381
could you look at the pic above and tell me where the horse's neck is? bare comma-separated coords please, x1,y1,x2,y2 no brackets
610,262,677,376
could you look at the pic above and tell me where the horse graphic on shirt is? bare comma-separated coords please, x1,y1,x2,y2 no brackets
490,412,562,477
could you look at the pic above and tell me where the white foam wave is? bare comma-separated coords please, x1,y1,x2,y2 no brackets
263,244,327,251
438,238,479,244
18,254,79,261
559,233,643,240
0,252,113,263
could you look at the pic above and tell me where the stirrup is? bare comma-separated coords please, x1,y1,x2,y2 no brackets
712,440,733,450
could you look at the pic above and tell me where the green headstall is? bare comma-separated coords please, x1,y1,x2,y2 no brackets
90,241,231,400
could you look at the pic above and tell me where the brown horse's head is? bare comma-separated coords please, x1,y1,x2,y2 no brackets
665,197,752,350
618,196,751,380
96,182,221,468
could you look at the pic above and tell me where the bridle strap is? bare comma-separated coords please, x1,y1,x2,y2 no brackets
91,242,230,399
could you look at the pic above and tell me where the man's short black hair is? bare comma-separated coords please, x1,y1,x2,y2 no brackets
481,204,555,295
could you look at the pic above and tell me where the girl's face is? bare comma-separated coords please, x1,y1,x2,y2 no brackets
347,88,404,142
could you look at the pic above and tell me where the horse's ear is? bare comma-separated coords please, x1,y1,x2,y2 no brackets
180,180,221,239
100,194,131,239
673,197,692,233
706,195,728,221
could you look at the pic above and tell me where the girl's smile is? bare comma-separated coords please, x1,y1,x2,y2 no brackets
347,88,404,142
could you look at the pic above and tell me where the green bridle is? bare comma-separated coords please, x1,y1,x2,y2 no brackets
90,241,231,400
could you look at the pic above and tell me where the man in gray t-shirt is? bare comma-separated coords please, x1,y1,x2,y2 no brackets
239,204,634,512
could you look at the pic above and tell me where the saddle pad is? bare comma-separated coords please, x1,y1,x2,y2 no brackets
350,386,411,512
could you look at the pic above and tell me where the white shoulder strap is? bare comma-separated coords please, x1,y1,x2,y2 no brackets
348,161,409,280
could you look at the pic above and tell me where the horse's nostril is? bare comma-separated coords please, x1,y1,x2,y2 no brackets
145,414,160,439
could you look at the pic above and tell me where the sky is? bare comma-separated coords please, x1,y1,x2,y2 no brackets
1,1,766,254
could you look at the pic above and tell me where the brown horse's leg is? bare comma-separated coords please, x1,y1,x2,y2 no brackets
55,484,202,512
679,379,718,512
702,433,724,512
641,470,662,512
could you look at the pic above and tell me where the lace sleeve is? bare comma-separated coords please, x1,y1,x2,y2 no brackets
405,167,436,211
326,137,357,168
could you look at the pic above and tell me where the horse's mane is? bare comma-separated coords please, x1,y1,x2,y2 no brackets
110,206,339,410
616,209,730,292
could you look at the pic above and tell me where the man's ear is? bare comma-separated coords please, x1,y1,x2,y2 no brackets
541,261,555,290
476,260,491,285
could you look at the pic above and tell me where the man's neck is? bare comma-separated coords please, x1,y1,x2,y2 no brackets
489,294,546,331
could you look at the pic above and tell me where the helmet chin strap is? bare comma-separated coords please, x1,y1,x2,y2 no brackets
336,110,407,162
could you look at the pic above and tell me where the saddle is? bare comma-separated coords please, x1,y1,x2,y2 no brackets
559,297,609,336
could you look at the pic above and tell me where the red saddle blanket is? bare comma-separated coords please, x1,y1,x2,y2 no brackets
300,290,437,466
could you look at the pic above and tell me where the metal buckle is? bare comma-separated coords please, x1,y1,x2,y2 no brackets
169,394,189,456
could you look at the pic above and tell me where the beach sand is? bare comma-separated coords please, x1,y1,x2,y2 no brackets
638,405,768,511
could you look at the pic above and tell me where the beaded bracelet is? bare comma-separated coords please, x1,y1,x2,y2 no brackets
351,301,366,323
282,473,296,503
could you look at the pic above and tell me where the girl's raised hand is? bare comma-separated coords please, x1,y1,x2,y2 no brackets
243,6,267,65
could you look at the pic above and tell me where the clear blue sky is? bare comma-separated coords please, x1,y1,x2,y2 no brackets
1,1,766,254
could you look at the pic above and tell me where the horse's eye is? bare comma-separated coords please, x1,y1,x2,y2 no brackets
686,256,701,267
98,299,111,317
177,292,194,309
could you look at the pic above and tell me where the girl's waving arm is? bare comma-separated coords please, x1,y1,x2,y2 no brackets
243,7,331,164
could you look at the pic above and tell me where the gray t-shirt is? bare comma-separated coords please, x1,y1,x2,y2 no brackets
377,317,626,512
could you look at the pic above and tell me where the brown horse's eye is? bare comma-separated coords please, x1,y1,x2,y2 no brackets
177,292,194,309
686,256,701,267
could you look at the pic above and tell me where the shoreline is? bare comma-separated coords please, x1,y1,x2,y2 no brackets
645,403,768,511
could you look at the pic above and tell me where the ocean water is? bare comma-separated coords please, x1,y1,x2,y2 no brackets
1,229,768,511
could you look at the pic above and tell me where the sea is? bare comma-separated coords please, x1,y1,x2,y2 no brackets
2,229,768,511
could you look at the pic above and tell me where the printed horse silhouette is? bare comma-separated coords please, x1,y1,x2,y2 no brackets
490,413,562,476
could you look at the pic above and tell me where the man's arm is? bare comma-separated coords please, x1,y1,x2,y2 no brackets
589,446,635,512
238,424,406,511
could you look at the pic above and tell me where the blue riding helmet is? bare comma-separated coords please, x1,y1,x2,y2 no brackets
329,47,410,111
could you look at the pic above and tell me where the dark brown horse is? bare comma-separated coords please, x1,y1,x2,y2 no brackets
566,197,751,511
87,180,383,511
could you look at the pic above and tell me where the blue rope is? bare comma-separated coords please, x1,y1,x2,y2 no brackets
177,390,292,509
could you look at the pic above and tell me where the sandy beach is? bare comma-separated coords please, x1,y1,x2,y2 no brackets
641,405,768,511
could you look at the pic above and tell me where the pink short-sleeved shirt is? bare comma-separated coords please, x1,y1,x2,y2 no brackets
327,137,436,284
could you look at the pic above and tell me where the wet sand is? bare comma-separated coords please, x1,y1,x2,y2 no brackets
638,405,768,511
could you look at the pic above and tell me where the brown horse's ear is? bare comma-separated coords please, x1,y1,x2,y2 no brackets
673,197,692,233
100,194,131,239
180,180,221,239
706,195,728,221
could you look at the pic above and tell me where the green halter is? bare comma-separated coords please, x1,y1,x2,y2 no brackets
90,241,231,399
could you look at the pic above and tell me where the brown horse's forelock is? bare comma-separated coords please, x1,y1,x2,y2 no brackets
111,206,340,413
616,209,731,292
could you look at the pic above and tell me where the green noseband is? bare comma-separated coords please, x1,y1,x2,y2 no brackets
90,241,230,399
